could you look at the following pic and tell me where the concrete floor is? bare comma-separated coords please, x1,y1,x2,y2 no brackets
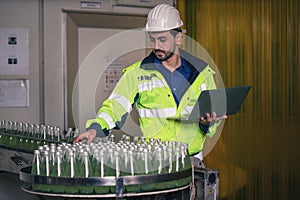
0,172,40,200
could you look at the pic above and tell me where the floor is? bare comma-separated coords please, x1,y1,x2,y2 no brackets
0,172,40,200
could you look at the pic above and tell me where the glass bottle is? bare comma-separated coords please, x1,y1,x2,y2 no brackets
128,149,135,176
92,150,100,177
106,147,115,177
115,150,120,178
22,123,29,148
63,149,79,194
150,147,166,191
38,150,51,193
25,124,33,150
170,146,182,189
51,151,65,193
20,122,28,148
33,124,41,149
175,146,180,172
161,144,169,174
48,146,64,193
44,150,50,176
109,149,121,194
0,120,6,145
49,144,56,172
0,120,5,133
140,148,155,192
108,133,115,143
54,127,61,143
157,147,163,175
143,148,149,175
146,144,155,174
65,128,74,143
92,148,105,177
74,128,80,141
48,126,55,142
20,123,29,148
120,148,130,176
176,144,192,188
99,149,105,178
7,121,18,146
79,151,94,194
56,151,62,177
6,121,12,134
31,150,42,191
125,149,141,193
93,149,110,194
168,144,173,173
60,146,69,177
40,125,48,146
135,147,145,175
10,121,18,134
181,144,191,170
16,122,23,147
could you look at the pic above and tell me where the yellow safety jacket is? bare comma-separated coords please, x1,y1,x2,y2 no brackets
86,49,220,155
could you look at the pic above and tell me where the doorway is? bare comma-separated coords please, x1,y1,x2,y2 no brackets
64,10,147,133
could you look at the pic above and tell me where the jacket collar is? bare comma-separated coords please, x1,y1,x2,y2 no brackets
140,48,207,73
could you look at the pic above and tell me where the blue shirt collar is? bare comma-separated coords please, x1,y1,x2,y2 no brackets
154,57,189,72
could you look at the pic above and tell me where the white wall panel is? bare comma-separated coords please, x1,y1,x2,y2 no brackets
0,0,40,124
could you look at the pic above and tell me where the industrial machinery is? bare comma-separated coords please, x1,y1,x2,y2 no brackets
0,120,219,199
19,134,192,199
194,168,219,200
0,121,64,174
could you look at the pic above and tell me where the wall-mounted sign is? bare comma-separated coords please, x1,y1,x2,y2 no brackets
0,28,29,75
0,79,29,107
104,59,123,92
80,1,102,9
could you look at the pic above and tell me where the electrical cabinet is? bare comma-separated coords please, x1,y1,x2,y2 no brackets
194,168,219,200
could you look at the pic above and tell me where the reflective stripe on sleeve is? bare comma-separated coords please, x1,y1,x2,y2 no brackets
200,83,207,91
96,112,115,129
138,107,176,118
108,92,132,112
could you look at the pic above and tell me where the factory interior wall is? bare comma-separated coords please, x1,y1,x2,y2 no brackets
178,0,300,199
0,0,40,124
0,1,40,199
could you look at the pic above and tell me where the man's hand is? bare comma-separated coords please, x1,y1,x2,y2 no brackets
74,129,96,144
200,112,227,124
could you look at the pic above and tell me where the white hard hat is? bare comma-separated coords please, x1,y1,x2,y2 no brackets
145,4,183,32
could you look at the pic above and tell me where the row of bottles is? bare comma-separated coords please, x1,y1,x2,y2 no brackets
31,135,192,194
0,120,79,150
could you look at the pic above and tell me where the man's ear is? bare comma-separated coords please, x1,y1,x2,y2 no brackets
175,32,183,45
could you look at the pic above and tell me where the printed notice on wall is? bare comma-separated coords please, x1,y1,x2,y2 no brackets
0,28,29,75
0,79,29,107
104,59,123,92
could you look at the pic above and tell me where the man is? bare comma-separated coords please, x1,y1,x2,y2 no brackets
75,4,226,166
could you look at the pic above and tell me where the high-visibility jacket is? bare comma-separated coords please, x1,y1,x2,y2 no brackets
86,49,220,155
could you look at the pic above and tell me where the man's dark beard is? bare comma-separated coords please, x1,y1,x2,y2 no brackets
153,49,174,61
